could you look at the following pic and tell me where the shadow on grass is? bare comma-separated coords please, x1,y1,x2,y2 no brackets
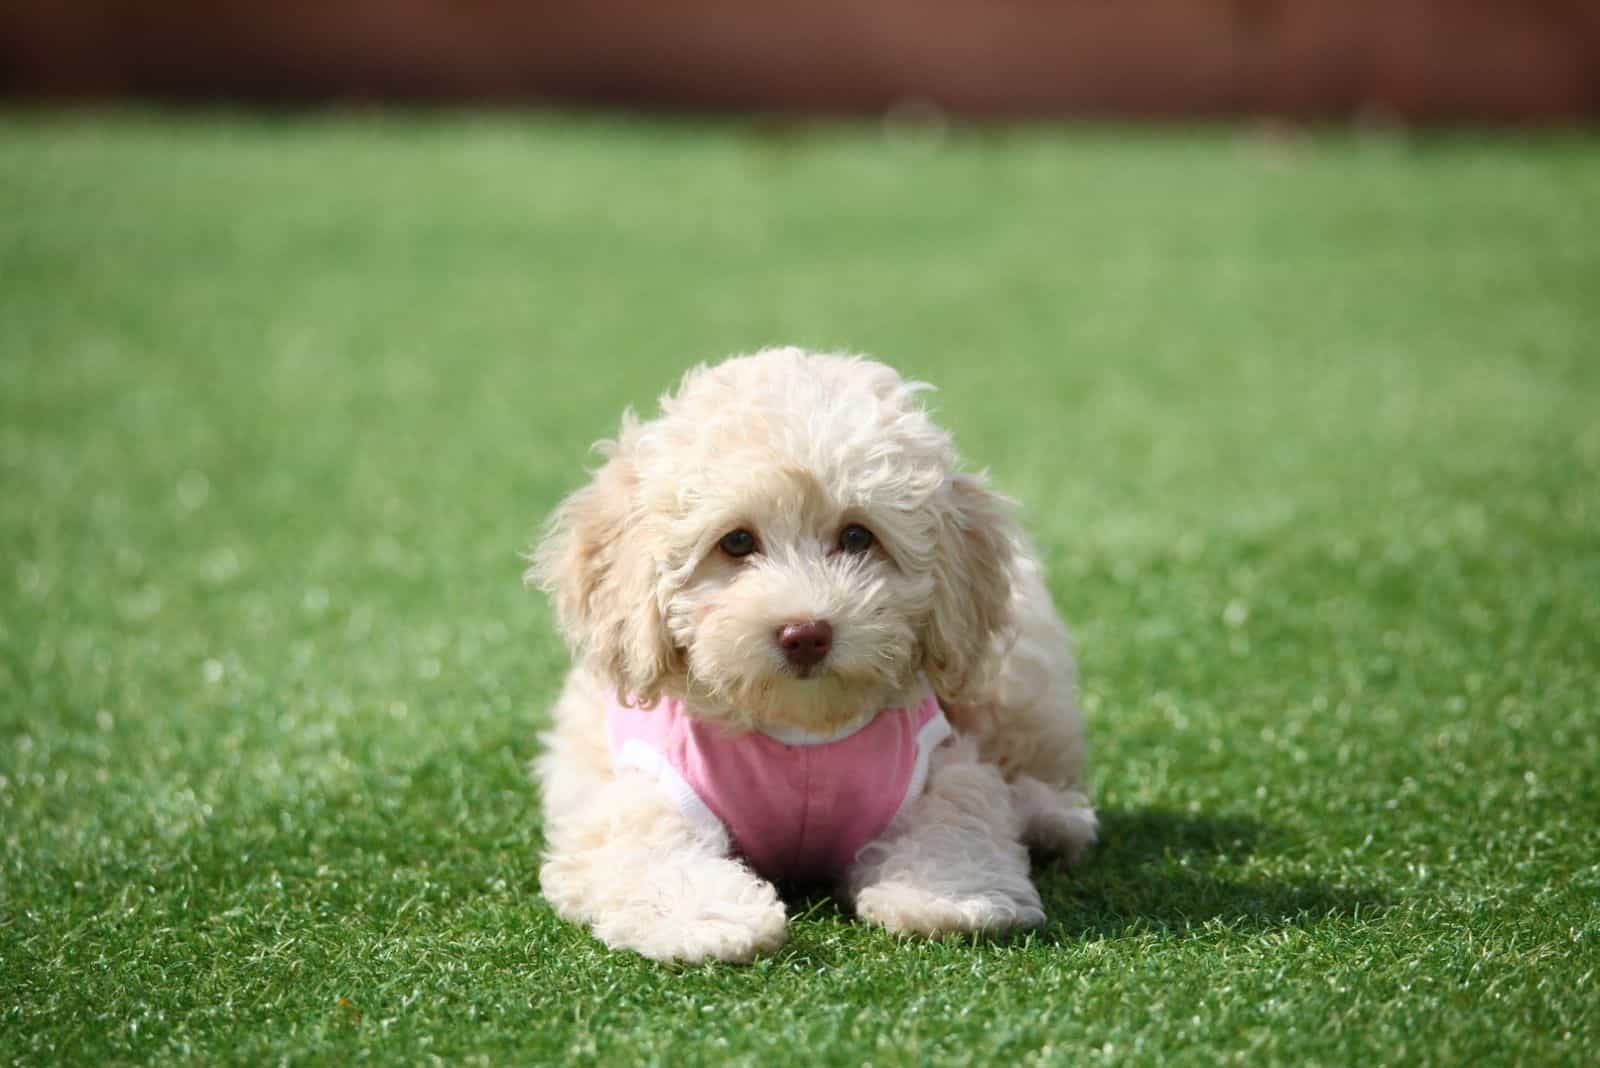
1035,807,1384,943
769,807,1382,962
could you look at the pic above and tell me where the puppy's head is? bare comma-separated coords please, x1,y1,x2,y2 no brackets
533,348,1016,731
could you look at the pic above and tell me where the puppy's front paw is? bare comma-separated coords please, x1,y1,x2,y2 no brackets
584,856,788,964
855,881,1045,937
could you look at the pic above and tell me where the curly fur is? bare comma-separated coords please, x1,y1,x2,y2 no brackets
531,347,1096,962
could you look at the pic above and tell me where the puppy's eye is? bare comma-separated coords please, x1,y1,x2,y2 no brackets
719,529,759,558
838,524,875,554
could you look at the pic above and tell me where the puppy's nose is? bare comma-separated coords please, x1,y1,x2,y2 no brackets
776,620,833,669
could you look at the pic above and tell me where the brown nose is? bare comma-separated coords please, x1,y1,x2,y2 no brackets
776,620,833,669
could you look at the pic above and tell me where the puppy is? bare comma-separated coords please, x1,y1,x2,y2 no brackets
531,348,1095,963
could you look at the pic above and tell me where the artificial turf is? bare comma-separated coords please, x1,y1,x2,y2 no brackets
2,110,1597,1066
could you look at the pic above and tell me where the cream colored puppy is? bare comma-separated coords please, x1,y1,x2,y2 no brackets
531,348,1095,963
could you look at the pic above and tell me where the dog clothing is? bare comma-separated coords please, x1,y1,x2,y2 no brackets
606,680,952,880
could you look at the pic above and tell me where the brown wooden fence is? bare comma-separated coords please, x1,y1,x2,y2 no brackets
4,1,1596,121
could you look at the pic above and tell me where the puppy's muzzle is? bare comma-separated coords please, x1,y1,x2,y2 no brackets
776,620,832,672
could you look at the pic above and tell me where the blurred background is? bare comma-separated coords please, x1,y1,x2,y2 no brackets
4,0,1597,121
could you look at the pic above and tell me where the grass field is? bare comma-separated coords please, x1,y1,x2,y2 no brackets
2,110,1597,1065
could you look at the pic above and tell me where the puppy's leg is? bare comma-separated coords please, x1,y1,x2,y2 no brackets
1012,775,1098,864
540,769,787,963
536,671,786,964
848,736,1045,936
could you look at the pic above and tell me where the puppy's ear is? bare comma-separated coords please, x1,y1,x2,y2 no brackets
923,473,1017,700
530,436,677,704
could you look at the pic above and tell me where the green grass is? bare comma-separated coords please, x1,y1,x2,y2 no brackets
2,110,1598,1066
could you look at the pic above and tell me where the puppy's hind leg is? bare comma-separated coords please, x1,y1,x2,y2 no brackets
847,736,1044,936
1012,775,1098,866
540,770,788,964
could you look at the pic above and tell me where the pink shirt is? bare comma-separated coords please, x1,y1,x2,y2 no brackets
606,681,951,880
